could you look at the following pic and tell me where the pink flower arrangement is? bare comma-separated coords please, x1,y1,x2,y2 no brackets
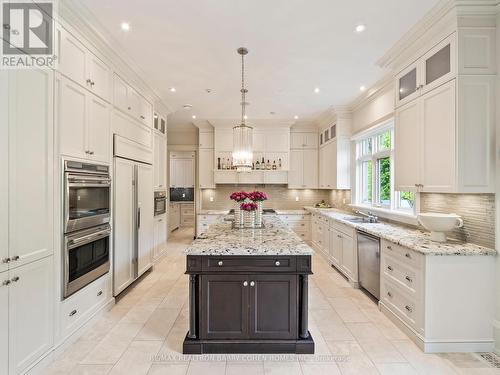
247,191,268,202
240,202,258,211
229,191,248,202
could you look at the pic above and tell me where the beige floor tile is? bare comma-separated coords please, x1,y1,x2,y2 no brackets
69,364,113,375
336,352,380,375
300,362,341,375
135,308,180,340
186,361,226,375
358,339,406,364
263,361,302,375
345,322,383,340
375,363,419,375
225,362,264,375
147,363,189,375
108,340,163,375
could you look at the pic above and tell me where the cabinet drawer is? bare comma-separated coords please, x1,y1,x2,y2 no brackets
294,231,311,241
381,240,421,269
381,279,418,329
198,215,221,223
61,275,109,337
382,254,420,296
330,220,354,236
286,221,310,232
202,256,296,273
279,214,310,222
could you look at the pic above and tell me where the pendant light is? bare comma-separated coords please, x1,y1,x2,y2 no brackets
232,47,253,172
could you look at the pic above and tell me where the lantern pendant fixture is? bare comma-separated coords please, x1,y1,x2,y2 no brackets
232,47,253,172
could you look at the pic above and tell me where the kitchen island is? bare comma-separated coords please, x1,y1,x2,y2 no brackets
183,215,314,354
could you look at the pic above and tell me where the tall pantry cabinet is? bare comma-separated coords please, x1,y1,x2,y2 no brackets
0,69,55,375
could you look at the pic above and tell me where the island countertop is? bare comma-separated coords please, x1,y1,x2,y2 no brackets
185,215,314,256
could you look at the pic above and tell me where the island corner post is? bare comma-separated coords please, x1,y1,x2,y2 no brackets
182,254,314,354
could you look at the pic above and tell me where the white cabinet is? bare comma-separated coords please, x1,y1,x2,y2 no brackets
137,164,154,277
153,133,166,189
58,28,111,102
199,149,215,188
329,228,342,267
0,271,8,375
169,155,195,188
169,203,180,232
58,76,111,163
197,214,223,237
318,136,350,190
199,131,214,149
291,132,318,149
278,214,311,242
396,35,456,107
289,149,318,188
153,215,167,260
8,256,54,375
180,203,195,227
113,74,153,127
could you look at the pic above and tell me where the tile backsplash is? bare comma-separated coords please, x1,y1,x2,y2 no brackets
420,193,495,248
200,186,331,210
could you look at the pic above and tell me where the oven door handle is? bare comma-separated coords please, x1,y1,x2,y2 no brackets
68,182,111,188
67,229,111,249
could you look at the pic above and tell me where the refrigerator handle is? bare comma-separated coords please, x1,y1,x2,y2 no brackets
137,206,141,229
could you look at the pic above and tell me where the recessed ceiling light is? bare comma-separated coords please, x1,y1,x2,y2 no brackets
169,87,176,92
121,22,130,31
192,115,197,119
360,86,366,92
314,87,320,93
355,24,366,33
294,115,299,120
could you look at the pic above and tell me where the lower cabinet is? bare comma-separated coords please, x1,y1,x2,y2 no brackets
5,256,54,375
169,203,180,232
0,271,8,375
153,214,167,260
201,274,297,340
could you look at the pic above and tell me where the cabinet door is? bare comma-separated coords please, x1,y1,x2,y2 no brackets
199,149,214,188
215,129,233,152
58,76,87,159
421,36,455,94
396,63,420,107
322,224,330,255
318,147,325,188
329,228,342,267
394,99,421,191
137,164,154,277
87,94,110,163
201,275,249,339
87,52,110,101
199,132,214,149
304,132,319,149
9,69,54,268
0,71,8,272
340,234,355,279
249,275,297,340
9,257,54,375
421,80,456,192
326,140,337,189
58,28,87,87
290,133,305,149
288,150,303,188
0,270,8,375
127,87,141,119
113,158,135,295
183,159,195,188
138,96,153,126
169,158,177,187
113,74,128,112
153,133,166,189
153,216,167,259
266,130,289,152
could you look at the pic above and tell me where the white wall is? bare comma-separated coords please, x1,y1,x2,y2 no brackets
167,129,198,146
352,83,395,134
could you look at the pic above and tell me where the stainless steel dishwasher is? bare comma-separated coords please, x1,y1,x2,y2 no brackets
357,230,381,300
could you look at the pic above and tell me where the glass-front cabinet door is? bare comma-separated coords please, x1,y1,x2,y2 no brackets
396,64,419,106
421,35,455,94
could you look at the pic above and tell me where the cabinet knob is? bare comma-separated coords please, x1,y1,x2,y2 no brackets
275,261,280,267
405,276,413,283
86,78,92,85
2,280,10,286
243,281,248,287
97,290,103,296
140,115,145,120
387,265,393,271
250,281,255,287
11,255,19,261
387,291,392,298
10,276,19,282
69,309,77,317
89,151,94,155
405,253,412,259
387,245,392,250
218,260,223,266
2,257,10,264
128,106,132,110
405,305,413,313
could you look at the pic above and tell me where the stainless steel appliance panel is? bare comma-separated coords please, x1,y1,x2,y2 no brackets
357,231,381,300
154,191,167,216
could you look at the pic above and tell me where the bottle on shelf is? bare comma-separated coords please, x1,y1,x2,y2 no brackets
221,158,226,170
278,158,282,169
266,160,271,170
272,160,277,170
255,160,260,170
217,157,221,170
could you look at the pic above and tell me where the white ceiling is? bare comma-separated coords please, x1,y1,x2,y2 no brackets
80,0,440,129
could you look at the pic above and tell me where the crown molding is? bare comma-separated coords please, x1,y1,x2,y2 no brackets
58,0,172,113
207,119,294,129
348,74,394,113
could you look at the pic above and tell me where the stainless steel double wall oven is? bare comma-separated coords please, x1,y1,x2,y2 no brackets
63,160,111,298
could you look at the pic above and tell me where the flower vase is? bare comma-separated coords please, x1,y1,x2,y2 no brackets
244,210,256,228
255,201,263,227
234,204,244,228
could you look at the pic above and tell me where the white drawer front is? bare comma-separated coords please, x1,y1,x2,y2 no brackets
381,280,418,330
381,239,421,269
382,254,420,296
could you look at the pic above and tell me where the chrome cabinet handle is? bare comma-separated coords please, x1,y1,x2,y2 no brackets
337,234,342,238
405,276,413,283
275,261,280,267
86,78,92,85
69,309,77,317
405,305,413,313
2,280,10,286
250,281,255,287
97,290,103,296
140,115,145,120
11,255,19,261
218,260,223,266
387,291,392,298
387,265,393,271
10,276,19,282
2,257,10,264
243,281,248,287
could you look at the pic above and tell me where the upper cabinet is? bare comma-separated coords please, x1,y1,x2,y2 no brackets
290,132,318,149
113,74,153,127
153,112,167,135
289,131,319,189
58,27,111,102
199,131,214,149
394,26,496,193
170,152,195,188
396,35,456,107
153,132,166,190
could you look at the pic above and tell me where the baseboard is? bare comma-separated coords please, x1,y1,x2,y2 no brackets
380,302,494,353
492,319,500,355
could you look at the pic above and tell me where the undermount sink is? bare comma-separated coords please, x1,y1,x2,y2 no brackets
343,216,371,223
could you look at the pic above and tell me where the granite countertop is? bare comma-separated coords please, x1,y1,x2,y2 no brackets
304,207,496,256
198,210,230,215
275,210,310,215
185,215,314,256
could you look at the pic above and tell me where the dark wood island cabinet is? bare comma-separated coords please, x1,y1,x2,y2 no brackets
182,217,314,354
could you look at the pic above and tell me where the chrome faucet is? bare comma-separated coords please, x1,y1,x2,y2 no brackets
355,210,378,223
